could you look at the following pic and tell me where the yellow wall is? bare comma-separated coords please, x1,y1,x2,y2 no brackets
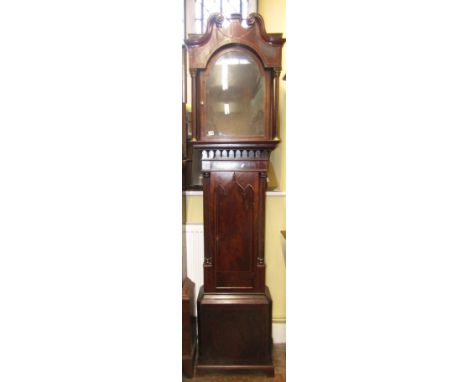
264,194,286,322
261,0,287,322
260,0,286,192
183,193,203,222
183,0,286,323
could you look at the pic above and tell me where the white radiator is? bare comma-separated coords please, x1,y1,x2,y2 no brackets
182,224,204,316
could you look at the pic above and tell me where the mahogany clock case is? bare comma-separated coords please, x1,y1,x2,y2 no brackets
186,13,285,145
185,13,285,376
196,286,274,376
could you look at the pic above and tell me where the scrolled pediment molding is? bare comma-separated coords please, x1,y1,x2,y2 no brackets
185,12,285,69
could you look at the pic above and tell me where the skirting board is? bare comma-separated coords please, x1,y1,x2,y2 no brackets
272,323,286,344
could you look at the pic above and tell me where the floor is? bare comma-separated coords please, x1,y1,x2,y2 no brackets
182,344,286,382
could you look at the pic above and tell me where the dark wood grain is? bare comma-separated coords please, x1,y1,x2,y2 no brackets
203,170,266,293
197,287,274,376
185,12,285,375
185,13,285,146
183,344,285,381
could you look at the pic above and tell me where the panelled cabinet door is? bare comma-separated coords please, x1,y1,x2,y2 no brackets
212,172,258,291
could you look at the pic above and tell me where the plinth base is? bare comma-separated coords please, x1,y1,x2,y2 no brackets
196,286,274,377
196,363,274,377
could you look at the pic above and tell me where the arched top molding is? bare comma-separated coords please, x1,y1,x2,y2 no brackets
185,13,285,69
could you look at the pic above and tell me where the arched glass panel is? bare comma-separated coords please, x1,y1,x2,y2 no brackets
203,50,265,138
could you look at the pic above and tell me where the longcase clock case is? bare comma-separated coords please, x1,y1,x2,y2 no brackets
185,13,285,376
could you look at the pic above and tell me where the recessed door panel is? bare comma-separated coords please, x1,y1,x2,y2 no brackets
211,171,258,290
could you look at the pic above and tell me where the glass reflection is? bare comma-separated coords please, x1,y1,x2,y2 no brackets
204,51,265,138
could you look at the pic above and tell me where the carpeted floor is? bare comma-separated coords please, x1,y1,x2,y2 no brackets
182,344,286,382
